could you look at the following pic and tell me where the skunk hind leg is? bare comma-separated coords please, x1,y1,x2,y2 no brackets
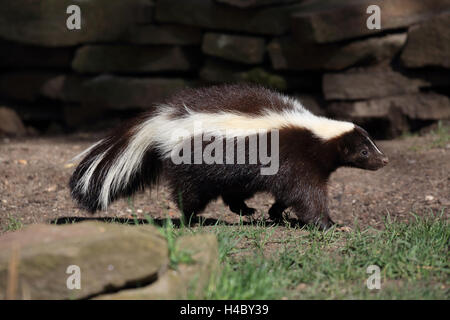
172,188,212,222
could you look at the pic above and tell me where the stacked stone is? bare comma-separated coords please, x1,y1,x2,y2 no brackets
285,0,450,137
0,0,449,137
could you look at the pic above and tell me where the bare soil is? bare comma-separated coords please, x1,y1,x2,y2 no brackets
1,130,449,232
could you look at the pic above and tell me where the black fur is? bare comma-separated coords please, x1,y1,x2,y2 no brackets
69,85,388,230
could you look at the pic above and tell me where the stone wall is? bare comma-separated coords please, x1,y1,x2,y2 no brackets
0,0,449,138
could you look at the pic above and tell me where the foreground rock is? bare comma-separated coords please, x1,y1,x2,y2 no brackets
72,45,195,73
0,222,168,300
202,33,265,64
0,0,153,47
291,0,449,43
0,107,27,136
268,33,406,71
95,234,218,299
400,12,450,68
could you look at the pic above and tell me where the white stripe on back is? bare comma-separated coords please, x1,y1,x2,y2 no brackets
74,96,356,209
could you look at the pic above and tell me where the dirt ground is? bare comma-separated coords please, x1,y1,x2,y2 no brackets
0,129,448,233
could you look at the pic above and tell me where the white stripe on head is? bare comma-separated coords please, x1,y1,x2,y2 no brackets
366,136,383,154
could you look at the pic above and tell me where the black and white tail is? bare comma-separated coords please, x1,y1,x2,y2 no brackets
69,114,163,212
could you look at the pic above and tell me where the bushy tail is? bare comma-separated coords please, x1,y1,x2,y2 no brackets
69,118,163,212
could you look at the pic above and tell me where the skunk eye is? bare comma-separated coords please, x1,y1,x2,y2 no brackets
360,150,368,156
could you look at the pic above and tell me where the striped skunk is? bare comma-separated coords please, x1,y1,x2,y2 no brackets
70,84,388,230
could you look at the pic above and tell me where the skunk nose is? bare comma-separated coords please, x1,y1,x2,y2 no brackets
381,157,389,165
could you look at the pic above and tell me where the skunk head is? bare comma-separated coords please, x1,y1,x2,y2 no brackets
338,126,389,171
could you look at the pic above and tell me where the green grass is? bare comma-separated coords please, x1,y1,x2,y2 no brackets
4,215,23,232
158,217,195,268
430,121,450,148
125,199,195,268
404,121,450,151
155,209,449,299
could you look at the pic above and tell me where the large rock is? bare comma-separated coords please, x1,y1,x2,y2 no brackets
155,0,305,35
329,93,450,137
202,33,265,64
0,222,169,300
37,75,81,102
330,93,450,120
0,43,73,69
199,59,243,83
295,94,325,116
42,74,187,110
95,234,218,299
268,33,407,71
128,24,202,45
0,73,59,102
0,0,153,47
216,0,301,8
329,93,450,136
291,0,450,43
78,75,187,109
62,104,110,128
72,45,196,73
199,58,320,91
9,105,64,124
323,66,431,100
199,59,287,90
0,107,27,136
400,12,450,68
238,68,288,90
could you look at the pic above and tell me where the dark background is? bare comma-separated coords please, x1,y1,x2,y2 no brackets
0,0,449,139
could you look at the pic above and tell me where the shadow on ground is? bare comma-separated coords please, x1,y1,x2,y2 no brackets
51,216,308,229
